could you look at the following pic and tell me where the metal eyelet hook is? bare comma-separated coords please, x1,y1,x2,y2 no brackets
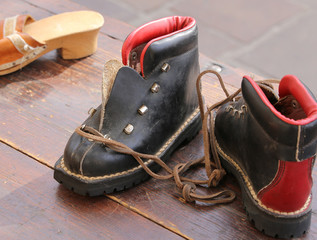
241,105,247,112
88,107,97,117
225,106,234,112
161,63,170,72
138,105,148,115
124,124,134,135
151,83,160,93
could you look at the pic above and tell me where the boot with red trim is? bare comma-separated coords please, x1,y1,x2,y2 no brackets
213,75,317,238
54,16,202,196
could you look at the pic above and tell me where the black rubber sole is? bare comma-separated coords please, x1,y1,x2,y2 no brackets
219,151,311,238
54,111,202,196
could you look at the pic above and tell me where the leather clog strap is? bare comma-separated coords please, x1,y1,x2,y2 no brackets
0,32,46,71
0,15,35,38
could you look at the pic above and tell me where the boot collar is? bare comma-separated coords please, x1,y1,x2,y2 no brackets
121,16,197,78
242,75,317,125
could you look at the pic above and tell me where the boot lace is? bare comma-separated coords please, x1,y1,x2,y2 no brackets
76,69,279,204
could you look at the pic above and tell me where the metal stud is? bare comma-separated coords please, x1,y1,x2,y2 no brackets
88,107,97,116
161,63,170,72
24,45,30,51
292,100,299,109
150,83,160,93
123,124,134,135
138,105,148,115
131,51,137,60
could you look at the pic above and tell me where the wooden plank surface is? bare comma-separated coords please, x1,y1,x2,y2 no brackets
0,142,183,240
0,0,316,239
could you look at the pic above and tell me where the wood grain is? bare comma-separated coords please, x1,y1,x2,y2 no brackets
110,129,317,239
0,0,316,239
0,142,183,240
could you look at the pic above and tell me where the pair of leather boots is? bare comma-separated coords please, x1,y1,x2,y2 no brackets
54,16,317,238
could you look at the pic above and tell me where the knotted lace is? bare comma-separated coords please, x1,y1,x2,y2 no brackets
75,69,279,204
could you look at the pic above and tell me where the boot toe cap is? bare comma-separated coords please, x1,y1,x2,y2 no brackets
63,132,140,177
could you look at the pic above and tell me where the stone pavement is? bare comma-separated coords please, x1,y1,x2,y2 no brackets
74,0,317,95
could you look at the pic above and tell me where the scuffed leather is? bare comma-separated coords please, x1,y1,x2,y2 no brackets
64,23,200,177
215,77,317,192
143,25,198,78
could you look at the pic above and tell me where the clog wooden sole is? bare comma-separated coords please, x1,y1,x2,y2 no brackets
0,11,104,75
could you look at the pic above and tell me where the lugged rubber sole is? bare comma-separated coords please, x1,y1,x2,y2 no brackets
217,147,311,238
54,109,202,196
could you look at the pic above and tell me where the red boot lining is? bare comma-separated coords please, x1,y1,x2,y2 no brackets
244,75,317,125
121,16,195,76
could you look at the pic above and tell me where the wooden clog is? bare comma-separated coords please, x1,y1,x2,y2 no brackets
0,11,104,75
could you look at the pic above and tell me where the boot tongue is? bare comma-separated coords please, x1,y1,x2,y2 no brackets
258,82,279,105
99,60,123,131
243,75,317,124
278,75,317,117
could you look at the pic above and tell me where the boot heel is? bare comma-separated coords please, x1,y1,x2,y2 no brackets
60,28,100,59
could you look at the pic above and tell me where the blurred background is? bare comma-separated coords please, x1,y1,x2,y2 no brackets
74,0,316,95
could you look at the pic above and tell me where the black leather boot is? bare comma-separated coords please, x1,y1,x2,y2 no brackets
213,74,317,238
54,16,202,196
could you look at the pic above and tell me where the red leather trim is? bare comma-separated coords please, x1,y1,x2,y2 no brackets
121,16,196,76
258,158,313,213
244,75,317,125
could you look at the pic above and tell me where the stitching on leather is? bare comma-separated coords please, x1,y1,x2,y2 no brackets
215,138,311,216
295,125,301,162
257,160,285,199
59,107,200,180
0,42,47,70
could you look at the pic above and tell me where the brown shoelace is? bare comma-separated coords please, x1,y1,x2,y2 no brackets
76,69,279,204
198,71,280,191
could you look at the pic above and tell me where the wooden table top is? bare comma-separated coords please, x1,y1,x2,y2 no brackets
0,0,316,239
